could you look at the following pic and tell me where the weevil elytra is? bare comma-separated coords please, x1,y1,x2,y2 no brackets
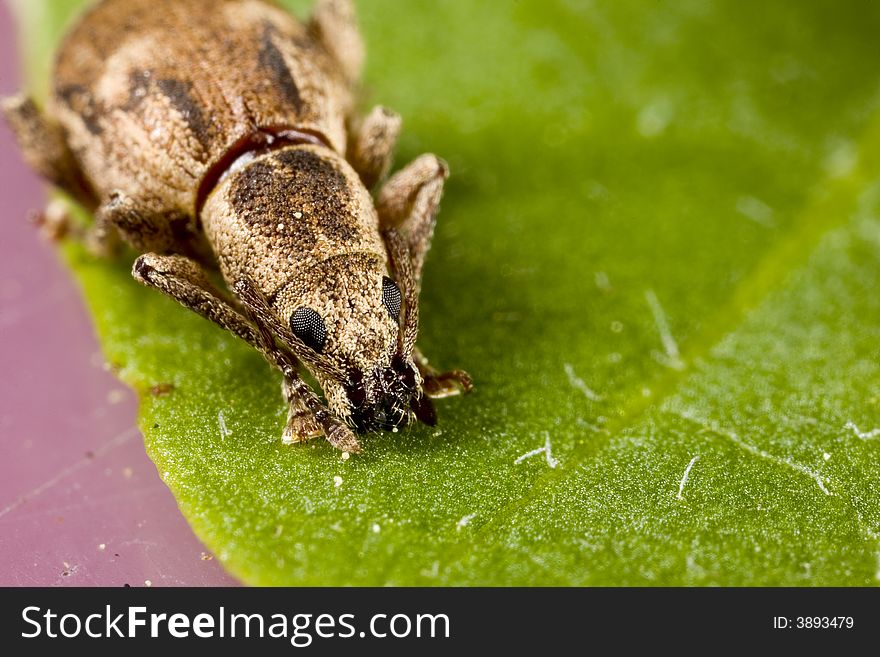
3,0,471,453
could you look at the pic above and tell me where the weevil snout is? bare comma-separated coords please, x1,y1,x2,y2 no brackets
344,356,436,432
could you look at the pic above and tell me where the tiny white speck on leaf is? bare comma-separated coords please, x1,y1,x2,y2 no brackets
98,543,106,551
372,524,381,533
736,195,776,228
823,452,831,461
107,389,125,404
333,475,343,488
293,211,303,219
457,513,476,531
825,141,857,178
645,289,684,370
594,271,612,292
218,411,231,439
144,580,152,587
341,451,350,461
677,455,699,501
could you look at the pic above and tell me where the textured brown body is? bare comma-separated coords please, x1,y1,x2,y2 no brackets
53,0,350,224
4,0,471,451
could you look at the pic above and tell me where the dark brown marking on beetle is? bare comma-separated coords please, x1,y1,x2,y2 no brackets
230,158,278,218
58,84,103,135
195,127,331,217
258,23,303,111
226,147,363,260
156,78,212,150
123,70,152,110
228,156,317,251
272,148,359,243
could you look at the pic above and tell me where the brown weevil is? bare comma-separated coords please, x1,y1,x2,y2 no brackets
3,0,472,453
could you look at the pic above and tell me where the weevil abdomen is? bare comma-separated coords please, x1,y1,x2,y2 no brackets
52,0,350,225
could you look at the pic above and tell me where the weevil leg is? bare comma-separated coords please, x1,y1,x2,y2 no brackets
348,105,401,189
377,153,449,289
282,377,323,443
1,94,95,208
131,253,357,450
132,253,263,346
378,158,472,396
413,347,473,399
95,191,171,254
28,189,165,259
94,190,191,253
97,190,213,262
281,376,361,453
309,0,364,85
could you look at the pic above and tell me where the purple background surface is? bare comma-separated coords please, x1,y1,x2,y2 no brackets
0,4,237,586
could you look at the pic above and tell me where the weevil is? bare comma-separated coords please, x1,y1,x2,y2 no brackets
3,0,471,453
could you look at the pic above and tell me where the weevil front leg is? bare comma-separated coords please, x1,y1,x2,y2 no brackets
348,105,401,189
132,253,260,344
132,254,360,451
281,376,361,453
232,278,362,453
282,377,322,443
378,155,472,397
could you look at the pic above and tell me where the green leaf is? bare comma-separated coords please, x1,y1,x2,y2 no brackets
16,0,880,585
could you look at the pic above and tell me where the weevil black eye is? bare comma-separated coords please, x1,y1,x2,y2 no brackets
382,276,402,322
290,307,327,352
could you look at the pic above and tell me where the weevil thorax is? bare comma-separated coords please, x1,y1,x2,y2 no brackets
202,143,425,431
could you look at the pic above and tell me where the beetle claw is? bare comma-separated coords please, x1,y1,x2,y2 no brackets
282,410,323,444
324,421,362,453
422,370,473,399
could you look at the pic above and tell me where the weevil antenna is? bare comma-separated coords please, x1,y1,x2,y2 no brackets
382,228,419,357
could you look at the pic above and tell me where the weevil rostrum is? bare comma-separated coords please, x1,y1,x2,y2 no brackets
3,0,472,453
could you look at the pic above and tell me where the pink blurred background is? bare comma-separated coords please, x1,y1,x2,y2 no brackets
0,4,237,586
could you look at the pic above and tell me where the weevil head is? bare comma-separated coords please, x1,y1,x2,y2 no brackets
273,256,435,433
